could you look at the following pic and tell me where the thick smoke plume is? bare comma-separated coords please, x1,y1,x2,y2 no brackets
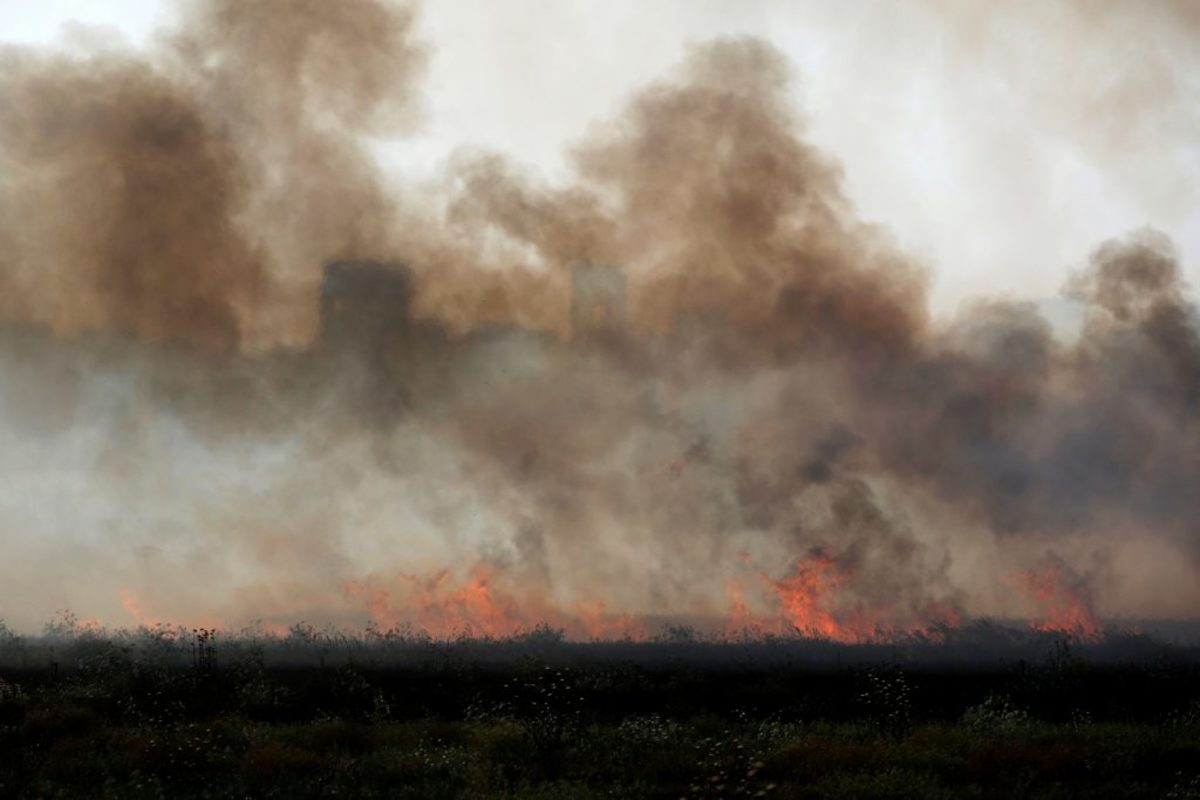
0,0,424,350
0,0,1197,638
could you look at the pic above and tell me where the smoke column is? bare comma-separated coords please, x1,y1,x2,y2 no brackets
0,0,1197,638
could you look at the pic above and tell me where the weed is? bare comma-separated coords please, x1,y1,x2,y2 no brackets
857,666,913,737
962,695,1031,734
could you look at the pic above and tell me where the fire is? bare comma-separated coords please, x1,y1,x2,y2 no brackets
409,568,524,637
50,559,1100,644
572,601,647,641
753,552,961,643
1015,564,1103,640
120,589,160,628
766,552,852,640
345,566,645,640
344,550,968,644
116,551,969,644
724,579,776,639
118,590,278,636
332,550,1104,646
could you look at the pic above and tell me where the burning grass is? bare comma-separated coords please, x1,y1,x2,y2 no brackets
90,545,1114,649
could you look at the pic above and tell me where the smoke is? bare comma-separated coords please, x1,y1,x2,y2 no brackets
0,0,426,351
0,45,263,351
0,1,1197,635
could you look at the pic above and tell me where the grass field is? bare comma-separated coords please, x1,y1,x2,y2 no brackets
1,622,1198,798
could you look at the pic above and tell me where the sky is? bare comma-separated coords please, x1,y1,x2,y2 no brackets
3,0,1197,318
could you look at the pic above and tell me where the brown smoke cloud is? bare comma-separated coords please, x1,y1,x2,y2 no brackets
0,46,263,351
0,1,1197,635
0,0,426,352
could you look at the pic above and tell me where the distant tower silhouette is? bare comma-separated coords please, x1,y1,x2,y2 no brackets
317,259,426,423
319,260,414,356
570,263,627,337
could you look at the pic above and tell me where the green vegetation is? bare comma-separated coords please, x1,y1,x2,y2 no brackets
0,623,1198,798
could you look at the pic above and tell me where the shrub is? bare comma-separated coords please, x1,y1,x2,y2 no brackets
0,619,19,647
1167,770,1200,800
961,695,1031,734
498,666,585,775
857,667,913,737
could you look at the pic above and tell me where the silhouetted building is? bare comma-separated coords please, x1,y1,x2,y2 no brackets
320,260,417,357
571,263,627,337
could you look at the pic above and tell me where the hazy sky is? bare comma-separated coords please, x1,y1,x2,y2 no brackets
2,0,1197,315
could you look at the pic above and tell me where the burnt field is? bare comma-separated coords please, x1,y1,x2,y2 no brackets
1,623,1199,799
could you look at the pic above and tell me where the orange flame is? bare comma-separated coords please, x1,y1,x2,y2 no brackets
346,566,646,640
572,600,647,641
755,552,961,643
118,590,272,636
344,551,970,644
766,551,851,640
413,569,519,636
120,589,160,628
724,579,774,639
118,550,972,644
1015,564,1103,640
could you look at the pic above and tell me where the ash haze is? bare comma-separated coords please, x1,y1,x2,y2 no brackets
0,0,1197,638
